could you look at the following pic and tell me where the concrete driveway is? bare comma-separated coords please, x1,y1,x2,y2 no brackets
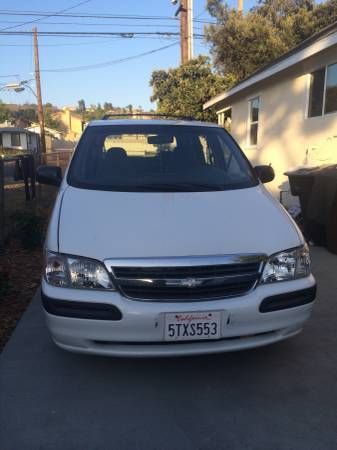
1,247,337,450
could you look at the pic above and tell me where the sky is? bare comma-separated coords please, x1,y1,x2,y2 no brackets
0,0,257,110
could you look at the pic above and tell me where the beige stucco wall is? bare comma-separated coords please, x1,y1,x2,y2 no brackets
217,46,337,206
54,109,83,142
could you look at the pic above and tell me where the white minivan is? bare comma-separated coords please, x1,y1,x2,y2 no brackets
37,118,316,357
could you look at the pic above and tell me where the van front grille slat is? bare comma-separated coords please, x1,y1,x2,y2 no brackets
113,262,259,279
109,258,264,302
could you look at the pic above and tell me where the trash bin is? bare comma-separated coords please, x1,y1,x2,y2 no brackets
285,165,337,252
285,167,319,198
285,166,324,244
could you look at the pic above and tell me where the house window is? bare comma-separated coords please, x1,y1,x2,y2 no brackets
325,63,337,114
308,69,325,117
308,63,337,117
200,136,216,165
11,133,21,147
218,108,232,132
248,97,260,146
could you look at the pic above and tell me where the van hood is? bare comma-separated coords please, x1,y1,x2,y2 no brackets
58,185,302,261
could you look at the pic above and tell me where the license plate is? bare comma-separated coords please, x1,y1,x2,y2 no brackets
164,311,222,342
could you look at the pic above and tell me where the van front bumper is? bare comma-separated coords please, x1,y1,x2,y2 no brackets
41,276,316,357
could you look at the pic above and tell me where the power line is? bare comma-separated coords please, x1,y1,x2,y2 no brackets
194,8,207,20
0,10,216,24
0,1,92,31
0,10,176,20
0,20,183,29
0,36,183,47
0,37,177,47
0,31,205,38
40,41,179,73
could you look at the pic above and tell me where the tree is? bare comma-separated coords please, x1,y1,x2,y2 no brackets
150,56,231,121
13,108,37,124
0,102,11,123
103,102,113,111
84,104,105,121
77,99,86,114
252,0,317,43
312,0,337,29
205,0,337,83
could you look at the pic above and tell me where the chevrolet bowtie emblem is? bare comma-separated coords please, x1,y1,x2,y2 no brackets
166,278,203,288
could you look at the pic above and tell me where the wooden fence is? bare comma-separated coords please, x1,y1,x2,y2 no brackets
0,151,74,247
0,154,36,248
41,150,73,171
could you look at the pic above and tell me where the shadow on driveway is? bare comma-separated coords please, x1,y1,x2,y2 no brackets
1,247,337,450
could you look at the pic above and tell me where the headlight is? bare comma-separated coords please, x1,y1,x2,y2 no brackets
45,251,114,290
261,244,310,284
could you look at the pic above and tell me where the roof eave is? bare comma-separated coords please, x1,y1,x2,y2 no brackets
204,26,337,110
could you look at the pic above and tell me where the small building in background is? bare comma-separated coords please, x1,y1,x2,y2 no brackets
26,123,65,153
203,22,337,207
0,126,40,155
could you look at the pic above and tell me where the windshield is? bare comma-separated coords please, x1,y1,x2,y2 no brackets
67,124,258,192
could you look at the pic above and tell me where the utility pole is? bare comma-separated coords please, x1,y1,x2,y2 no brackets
33,27,46,154
180,0,188,63
174,0,193,64
187,0,193,60
237,0,243,13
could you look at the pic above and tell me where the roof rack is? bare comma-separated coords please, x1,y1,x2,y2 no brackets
101,112,196,121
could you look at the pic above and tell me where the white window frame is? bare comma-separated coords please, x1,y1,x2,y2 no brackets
307,61,337,118
247,96,260,148
322,64,328,115
304,73,312,119
217,106,232,127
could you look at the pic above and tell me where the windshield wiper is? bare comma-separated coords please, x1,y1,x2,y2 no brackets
133,183,224,192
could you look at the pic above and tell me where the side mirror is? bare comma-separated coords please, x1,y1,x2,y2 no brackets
254,165,275,184
36,165,62,187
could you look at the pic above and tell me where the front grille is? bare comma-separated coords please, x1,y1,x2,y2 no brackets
113,263,259,279
110,257,264,301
